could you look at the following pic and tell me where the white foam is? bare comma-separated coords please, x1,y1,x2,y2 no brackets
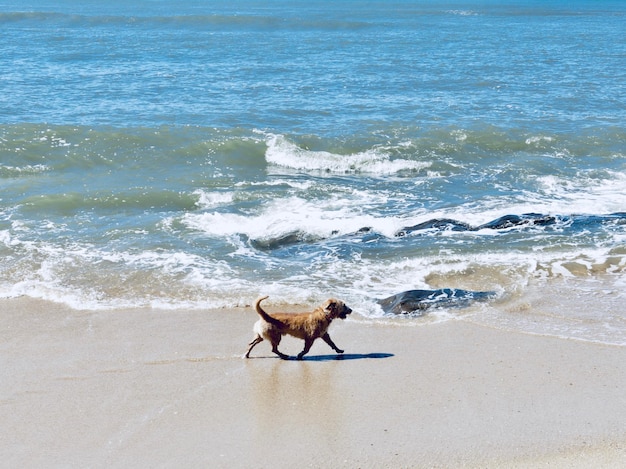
0,230,15,247
193,189,234,209
525,135,554,145
0,164,49,175
235,178,314,191
533,170,626,215
446,10,479,16
182,190,416,241
418,168,626,228
2,226,624,319
264,134,428,175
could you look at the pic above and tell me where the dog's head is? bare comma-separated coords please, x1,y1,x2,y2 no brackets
323,298,352,320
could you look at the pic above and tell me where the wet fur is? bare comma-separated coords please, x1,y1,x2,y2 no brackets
244,295,352,360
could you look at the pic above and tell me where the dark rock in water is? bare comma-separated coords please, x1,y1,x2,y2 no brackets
476,213,556,230
250,230,320,251
395,213,559,237
250,213,569,252
247,213,577,252
395,219,472,237
527,213,557,226
476,214,528,230
377,289,496,315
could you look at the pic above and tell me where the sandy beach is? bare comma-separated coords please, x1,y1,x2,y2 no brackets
1,297,625,468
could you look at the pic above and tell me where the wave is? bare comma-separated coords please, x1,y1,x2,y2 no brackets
264,134,429,175
2,123,624,170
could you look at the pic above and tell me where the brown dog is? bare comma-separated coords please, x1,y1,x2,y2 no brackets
244,295,352,360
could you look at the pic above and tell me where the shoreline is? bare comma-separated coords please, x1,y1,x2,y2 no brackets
1,297,625,467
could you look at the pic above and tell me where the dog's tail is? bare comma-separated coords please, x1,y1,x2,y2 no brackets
255,296,284,326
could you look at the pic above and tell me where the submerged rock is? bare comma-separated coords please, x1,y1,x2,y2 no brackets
377,288,496,315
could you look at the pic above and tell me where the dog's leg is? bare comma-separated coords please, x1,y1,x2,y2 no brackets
265,332,289,359
322,332,344,354
297,338,315,360
271,343,290,360
244,335,264,358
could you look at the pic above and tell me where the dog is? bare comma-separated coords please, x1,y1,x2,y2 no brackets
244,295,352,360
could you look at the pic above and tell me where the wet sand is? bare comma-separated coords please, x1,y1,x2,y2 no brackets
1,297,625,467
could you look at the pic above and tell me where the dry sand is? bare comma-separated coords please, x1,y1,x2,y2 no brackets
1,297,625,468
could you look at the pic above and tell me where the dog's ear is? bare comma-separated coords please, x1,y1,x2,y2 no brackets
323,299,337,316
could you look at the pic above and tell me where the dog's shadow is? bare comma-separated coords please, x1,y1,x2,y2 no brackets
290,352,394,362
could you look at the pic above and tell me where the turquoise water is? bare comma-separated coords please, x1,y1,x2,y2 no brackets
1,1,625,342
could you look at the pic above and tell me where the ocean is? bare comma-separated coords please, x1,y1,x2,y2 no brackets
1,1,625,344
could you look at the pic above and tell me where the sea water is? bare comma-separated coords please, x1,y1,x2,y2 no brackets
1,1,625,344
